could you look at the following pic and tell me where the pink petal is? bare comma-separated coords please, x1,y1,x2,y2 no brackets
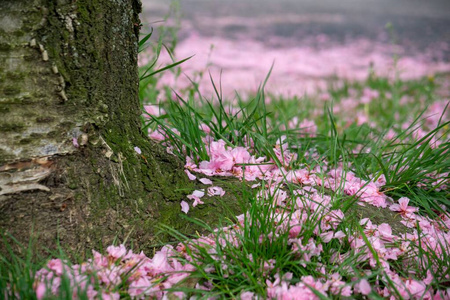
149,130,165,141
398,197,410,208
72,137,79,148
192,190,205,198
334,230,346,239
424,270,433,285
389,204,401,212
320,231,334,243
240,291,255,300
289,225,302,238
35,282,46,300
106,244,127,260
180,201,189,214
378,223,393,238
144,104,163,116
191,196,204,207
358,279,371,295
199,178,213,185
185,170,197,181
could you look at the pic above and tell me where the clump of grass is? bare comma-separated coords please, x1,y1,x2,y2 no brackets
1,236,39,299
139,50,450,297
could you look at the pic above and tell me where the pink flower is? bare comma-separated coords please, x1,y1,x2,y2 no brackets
434,290,450,299
389,197,418,216
47,259,64,275
424,270,433,285
185,156,197,170
191,189,205,198
207,186,225,197
361,87,379,103
265,187,288,206
85,285,97,300
180,201,189,214
327,273,352,296
286,169,315,185
334,231,346,240
404,279,427,297
373,174,386,187
106,244,128,261
166,262,195,286
128,276,160,298
187,190,205,207
356,112,369,125
148,246,173,276
97,268,122,286
192,197,204,207
92,250,109,267
321,210,344,231
298,119,317,137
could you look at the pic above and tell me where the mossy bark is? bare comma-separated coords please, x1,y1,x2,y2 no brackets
0,0,241,258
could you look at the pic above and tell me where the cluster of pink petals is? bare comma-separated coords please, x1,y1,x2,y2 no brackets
185,139,268,181
324,168,390,208
424,100,450,130
279,186,449,299
418,171,449,192
150,121,450,297
360,87,380,104
36,97,450,299
180,134,449,297
34,245,195,300
198,183,449,299
181,174,226,212
34,177,450,299
188,174,449,298
280,117,317,137
150,31,450,98
316,87,449,149
143,105,165,118
183,136,312,184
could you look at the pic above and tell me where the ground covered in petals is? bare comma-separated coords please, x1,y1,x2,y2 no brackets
3,19,450,300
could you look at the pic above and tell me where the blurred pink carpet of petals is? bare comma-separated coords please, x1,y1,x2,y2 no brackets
140,33,450,97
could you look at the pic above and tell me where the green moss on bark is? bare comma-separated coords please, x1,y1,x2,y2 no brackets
1,0,246,259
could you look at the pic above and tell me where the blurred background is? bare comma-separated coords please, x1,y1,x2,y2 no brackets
140,0,450,97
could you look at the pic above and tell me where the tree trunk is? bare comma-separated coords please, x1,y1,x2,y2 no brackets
0,0,238,258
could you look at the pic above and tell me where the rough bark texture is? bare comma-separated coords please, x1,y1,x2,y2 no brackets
0,0,241,258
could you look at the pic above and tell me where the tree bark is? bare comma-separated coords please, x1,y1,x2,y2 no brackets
0,0,239,258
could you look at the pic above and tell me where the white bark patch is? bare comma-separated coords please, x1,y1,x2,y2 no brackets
0,15,22,32
0,158,53,196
